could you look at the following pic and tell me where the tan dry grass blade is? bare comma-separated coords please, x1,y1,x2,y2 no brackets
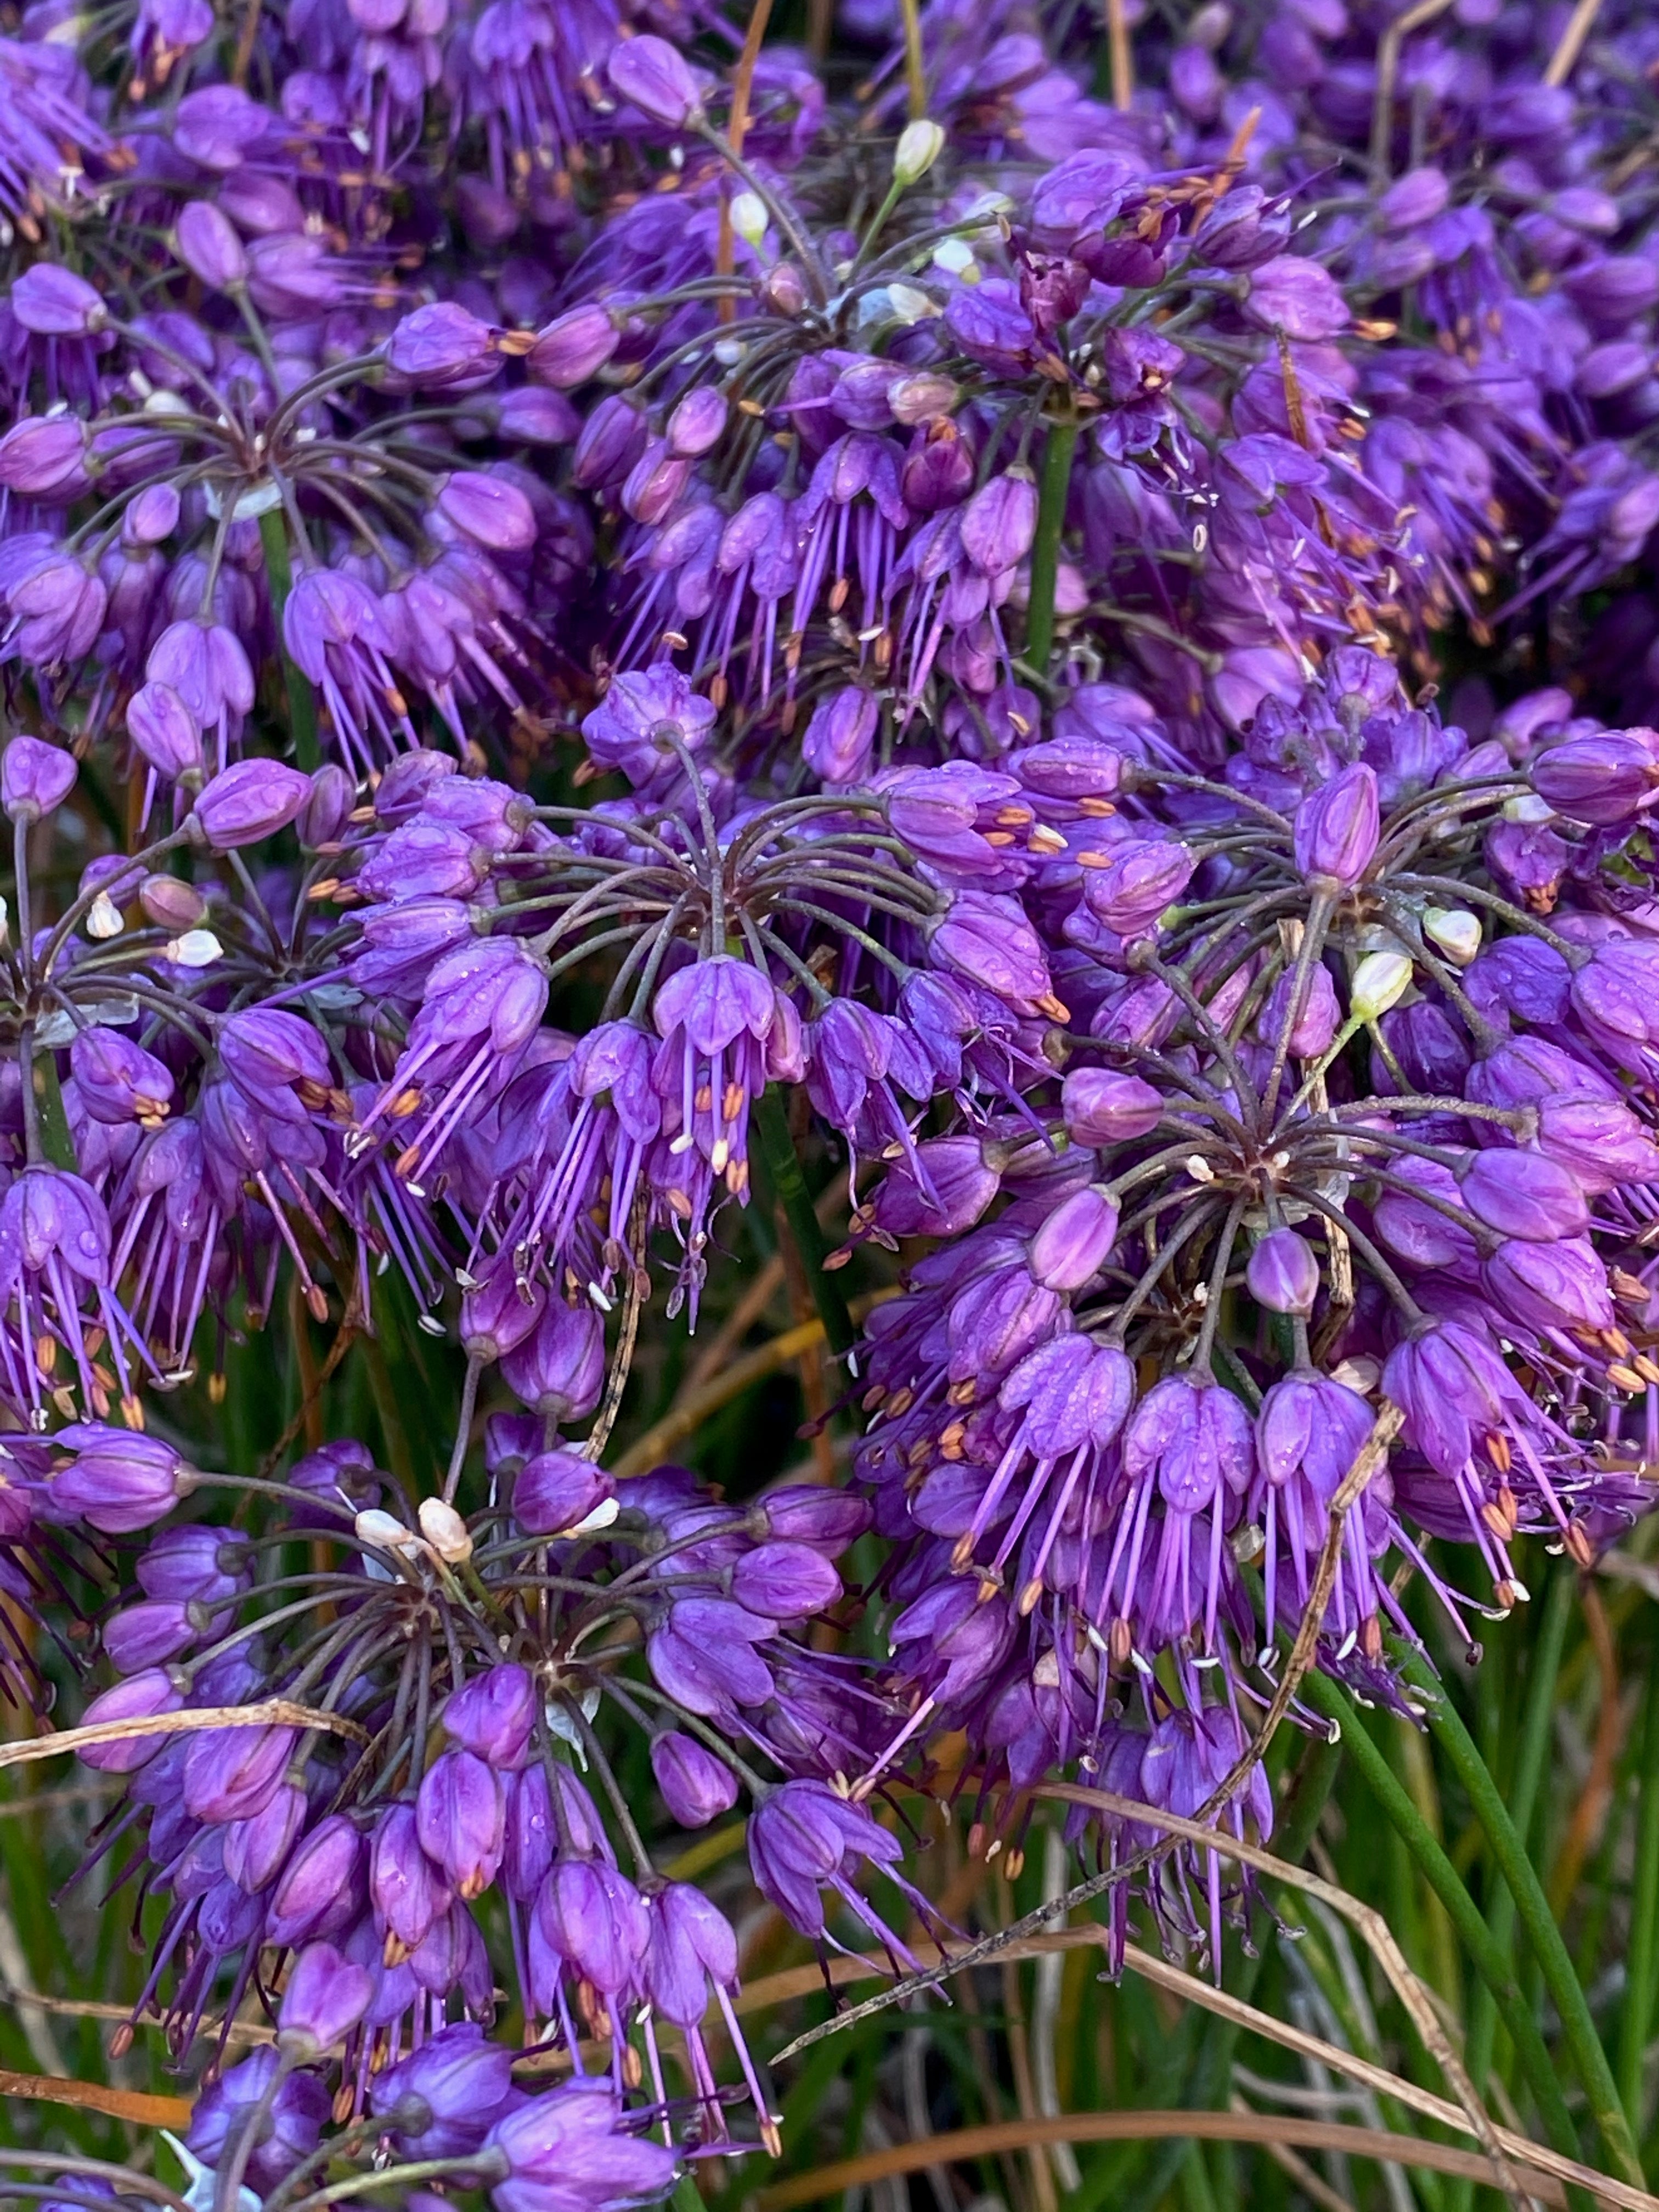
0,2067,191,2128
748,2113,1565,2212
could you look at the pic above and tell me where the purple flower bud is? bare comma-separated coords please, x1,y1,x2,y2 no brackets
1458,1148,1588,1240
648,1597,775,1717
500,1300,606,1423
0,416,91,500
1246,1228,1319,1316
70,1027,173,1127
127,682,202,785
757,1485,872,1551
267,1814,366,1946
182,1723,298,1823
437,471,536,552
1293,762,1380,887
139,874,207,930
514,1448,614,1537
1243,255,1350,340
372,2022,515,2159
175,200,248,289
730,1539,842,1620
496,388,582,443
461,1265,546,1363
537,1857,648,1991
650,1732,739,1827
528,305,619,390
1081,838,1195,934
276,1940,375,2058
45,1426,191,1534
802,686,878,785
1383,1321,1520,1475
104,1598,196,1672
299,763,354,849
416,1748,505,1899
1028,1184,1119,1290
961,473,1039,576
222,1784,308,1893
1482,1237,1615,1336
1192,185,1291,269
76,1670,184,1773
666,386,728,457
192,759,311,850
371,1803,453,1959
1533,1096,1659,1193
572,395,647,488
1261,963,1339,1058
10,264,105,336
2,737,76,825
485,2081,678,2212
1061,1069,1162,1146
386,302,499,390
444,1664,535,1770
607,33,704,126
1378,167,1450,230
187,2050,330,2197
137,1526,249,1605
1532,729,1659,825
642,1882,737,2026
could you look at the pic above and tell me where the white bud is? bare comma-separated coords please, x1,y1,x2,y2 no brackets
729,191,769,246
418,1496,474,1563
1351,950,1413,1022
893,119,945,188
166,929,222,968
1503,792,1556,825
1423,907,1481,964
933,237,978,279
886,282,937,324
567,1496,620,1538
356,1507,420,1553
86,889,124,940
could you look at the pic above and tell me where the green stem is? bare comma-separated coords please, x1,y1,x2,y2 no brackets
1024,413,1079,678
1298,1669,1585,2175
1448,1565,1573,2212
1618,1656,1659,2132
1393,1640,1646,2188
258,507,320,772
751,1086,855,1358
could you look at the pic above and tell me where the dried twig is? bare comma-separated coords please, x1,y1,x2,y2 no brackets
1370,0,1458,177
1543,0,1604,82
0,2067,192,2129
0,1697,369,1773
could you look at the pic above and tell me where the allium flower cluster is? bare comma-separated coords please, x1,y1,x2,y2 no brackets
7,0,1659,2184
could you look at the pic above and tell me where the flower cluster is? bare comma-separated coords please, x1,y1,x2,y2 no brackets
6,0,1659,2188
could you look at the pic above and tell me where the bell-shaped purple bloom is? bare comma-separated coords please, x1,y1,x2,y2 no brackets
276,1939,375,2058
650,1732,739,1828
174,200,247,289
1293,763,1380,888
1081,838,1195,936
372,1802,454,1961
515,1448,614,1537
182,1722,298,1824
417,1747,506,1899
582,665,714,786
2,736,76,824
1383,1321,1520,1476
444,1664,535,1770
1246,1229,1320,1317
1483,1237,1615,1336
1243,255,1349,340
537,1856,649,1994
372,2022,516,2157
1458,1149,1588,1240
187,2049,330,2197
267,1814,365,1948
1028,1184,1119,1291
484,2080,678,2212
529,306,620,391
1532,729,1659,825
386,302,500,391
11,263,105,336
191,759,311,850
607,34,704,127
44,1426,190,1534
500,1300,606,1422
1062,1069,1162,1146
1124,1375,1255,1515
730,1539,842,1620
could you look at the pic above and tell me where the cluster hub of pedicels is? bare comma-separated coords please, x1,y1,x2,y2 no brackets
7,0,1659,2188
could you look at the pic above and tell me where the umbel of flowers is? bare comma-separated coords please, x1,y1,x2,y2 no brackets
4,0,1659,2194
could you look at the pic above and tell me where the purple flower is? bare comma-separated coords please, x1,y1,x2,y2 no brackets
1,737,76,823
1294,763,1380,887
650,1732,739,1827
582,666,714,786
191,760,312,850
10,263,105,336
44,1427,191,1534
484,2080,678,2212
276,1940,376,2059
607,35,704,127
1246,1229,1321,1316
187,2050,330,2197
372,2022,516,2158
417,1748,506,1899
